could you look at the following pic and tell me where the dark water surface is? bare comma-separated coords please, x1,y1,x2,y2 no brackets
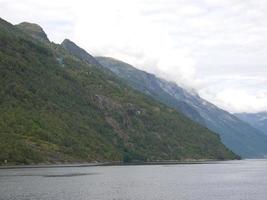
0,159,266,200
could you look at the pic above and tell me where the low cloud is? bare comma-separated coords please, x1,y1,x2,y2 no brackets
198,75,267,113
1,0,267,113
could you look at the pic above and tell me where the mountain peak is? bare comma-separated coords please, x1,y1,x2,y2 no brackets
61,38,102,67
16,22,49,42
62,38,75,46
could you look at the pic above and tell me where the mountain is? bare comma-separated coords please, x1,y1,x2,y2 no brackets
16,22,49,42
61,39,102,68
95,57,207,126
235,112,267,135
0,18,237,165
95,57,267,158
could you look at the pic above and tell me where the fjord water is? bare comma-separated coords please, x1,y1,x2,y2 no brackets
0,160,266,200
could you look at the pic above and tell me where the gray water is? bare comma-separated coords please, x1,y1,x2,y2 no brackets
0,159,267,200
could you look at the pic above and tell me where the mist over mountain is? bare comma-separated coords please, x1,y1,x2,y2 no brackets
0,18,237,164
59,36,267,158
2,1,267,199
235,112,267,135
94,57,267,158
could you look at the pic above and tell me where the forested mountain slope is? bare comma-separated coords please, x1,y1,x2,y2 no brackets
95,56,267,158
0,18,237,164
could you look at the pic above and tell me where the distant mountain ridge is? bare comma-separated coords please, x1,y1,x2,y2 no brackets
0,17,236,164
95,56,267,158
235,112,267,135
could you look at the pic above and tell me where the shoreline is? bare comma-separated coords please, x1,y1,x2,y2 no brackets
0,159,236,169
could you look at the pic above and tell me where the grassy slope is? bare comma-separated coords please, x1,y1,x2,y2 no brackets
0,18,237,164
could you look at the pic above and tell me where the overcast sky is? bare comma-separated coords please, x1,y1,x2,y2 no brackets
1,0,267,113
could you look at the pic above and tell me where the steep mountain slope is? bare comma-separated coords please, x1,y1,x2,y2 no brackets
95,57,206,126
95,57,267,158
235,112,267,135
0,18,237,164
61,39,102,68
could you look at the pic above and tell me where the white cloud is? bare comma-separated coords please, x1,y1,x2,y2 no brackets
198,75,267,113
205,88,267,113
1,0,267,113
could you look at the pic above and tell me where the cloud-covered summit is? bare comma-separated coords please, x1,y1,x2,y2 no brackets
1,0,267,112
